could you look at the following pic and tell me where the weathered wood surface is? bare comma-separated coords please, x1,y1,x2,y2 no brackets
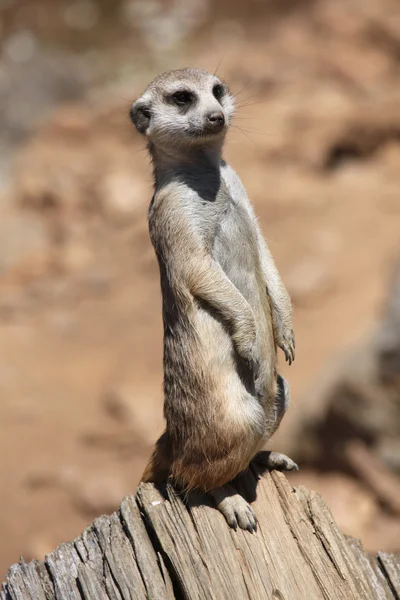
2,466,399,599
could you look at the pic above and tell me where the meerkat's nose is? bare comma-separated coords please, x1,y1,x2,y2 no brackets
207,112,225,127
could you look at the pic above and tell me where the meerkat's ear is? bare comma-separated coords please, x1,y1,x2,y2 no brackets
130,100,152,135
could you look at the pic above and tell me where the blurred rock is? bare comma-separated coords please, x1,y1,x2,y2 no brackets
377,142,400,173
45,309,76,335
0,214,48,276
362,513,400,554
103,383,163,441
6,395,40,422
62,241,93,272
286,257,333,307
376,438,400,473
100,170,146,224
11,103,148,226
294,258,400,474
378,257,400,387
70,472,127,516
78,268,114,294
0,50,89,149
62,1,100,31
212,19,246,48
123,0,210,51
103,386,134,423
25,465,127,517
24,537,55,562
345,440,400,515
4,30,37,64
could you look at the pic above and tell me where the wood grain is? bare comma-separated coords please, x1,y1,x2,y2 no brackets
2,469,399,599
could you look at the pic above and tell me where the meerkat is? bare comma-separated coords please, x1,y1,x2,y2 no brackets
130,68,297,532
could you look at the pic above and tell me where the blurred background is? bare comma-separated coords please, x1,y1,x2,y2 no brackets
1,0,400,578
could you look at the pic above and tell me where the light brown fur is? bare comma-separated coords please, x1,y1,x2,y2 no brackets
131,68,296,529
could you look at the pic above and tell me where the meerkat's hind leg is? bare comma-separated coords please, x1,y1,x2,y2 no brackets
253,375,299,472
210,484,258,532
253,450,299,472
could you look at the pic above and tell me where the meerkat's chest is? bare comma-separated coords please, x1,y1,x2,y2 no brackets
196,181,254,250
212,194,258,278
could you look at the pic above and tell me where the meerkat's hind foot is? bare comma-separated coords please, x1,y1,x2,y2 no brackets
253,450,299,472
210,484,258,533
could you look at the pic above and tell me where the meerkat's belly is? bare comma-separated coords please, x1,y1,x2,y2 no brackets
188,308,268,434
211,198,275,390
213,201,267,314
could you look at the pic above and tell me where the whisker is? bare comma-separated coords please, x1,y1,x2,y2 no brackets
232,80,255,99
231,118,275,136
234,93,256,105
109,90,133,103
235,100,268,110
232,116,264,120
214,55,225,76
230,125,257,146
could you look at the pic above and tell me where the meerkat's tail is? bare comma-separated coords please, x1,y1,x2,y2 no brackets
141,431,172,483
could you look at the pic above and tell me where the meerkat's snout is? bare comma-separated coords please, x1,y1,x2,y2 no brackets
205,110,225,133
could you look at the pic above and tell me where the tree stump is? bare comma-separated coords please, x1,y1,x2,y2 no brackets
2,466,399,599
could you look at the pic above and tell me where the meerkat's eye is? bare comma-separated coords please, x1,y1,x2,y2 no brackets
212,84,224,101
171,91,193,106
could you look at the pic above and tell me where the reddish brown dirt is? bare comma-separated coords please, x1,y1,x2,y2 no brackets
1,0,400,577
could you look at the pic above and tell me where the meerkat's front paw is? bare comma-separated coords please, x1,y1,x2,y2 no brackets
233,329,260,376
210,486,258,533
277,328,295,365
253,450,299,472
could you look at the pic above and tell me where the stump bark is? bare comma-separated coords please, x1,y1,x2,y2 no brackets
2,466,399,599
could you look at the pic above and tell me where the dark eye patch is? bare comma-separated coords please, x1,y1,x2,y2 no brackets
212,83,224,101
171,90,194,106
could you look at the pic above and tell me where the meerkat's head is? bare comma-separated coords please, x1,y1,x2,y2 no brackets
130,68,234,155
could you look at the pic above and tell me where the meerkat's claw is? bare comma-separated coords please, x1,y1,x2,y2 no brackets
211,487,258,533
253,450,299,472
283,346,291,365
278,329,295,365
238,504,258,533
